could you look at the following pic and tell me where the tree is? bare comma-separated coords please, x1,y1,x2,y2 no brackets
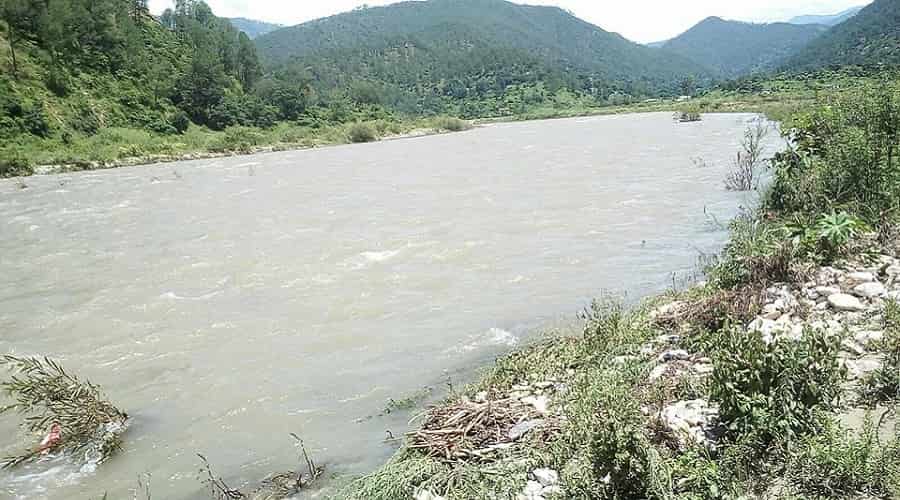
0,0,45,79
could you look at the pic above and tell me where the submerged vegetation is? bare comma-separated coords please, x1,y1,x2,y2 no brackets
339,79,900,499
0,356,128,470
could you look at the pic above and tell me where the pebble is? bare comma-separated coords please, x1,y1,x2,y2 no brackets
847,271,876,283
508,419,544,440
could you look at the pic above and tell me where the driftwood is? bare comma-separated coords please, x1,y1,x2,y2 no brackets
407,394,559,463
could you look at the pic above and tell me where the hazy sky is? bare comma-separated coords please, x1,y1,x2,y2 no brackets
148,0,872,43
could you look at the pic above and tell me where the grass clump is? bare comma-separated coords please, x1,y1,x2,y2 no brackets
430,116,472,132
211,126,266,153
347,122,379,143
862,299,900,403
675,106,702,123
0,153,34,178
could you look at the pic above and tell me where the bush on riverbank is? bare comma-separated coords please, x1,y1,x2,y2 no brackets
347,122,379,143
341,75,900,500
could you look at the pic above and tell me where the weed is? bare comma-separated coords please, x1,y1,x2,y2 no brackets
347,122,378,143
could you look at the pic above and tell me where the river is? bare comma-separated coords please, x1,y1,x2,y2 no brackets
0,112,775,499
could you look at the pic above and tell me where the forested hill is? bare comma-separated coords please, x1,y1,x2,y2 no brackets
785,0,900,72
0,0,275,140
254,0,712,112
661,17,828,79
228,17,282,39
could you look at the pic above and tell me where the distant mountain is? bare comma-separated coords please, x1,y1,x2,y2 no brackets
662,17,827,79
645,40,668,48
788,5,864,26
254,0,711,106
786,0,900,71
228,17,283,39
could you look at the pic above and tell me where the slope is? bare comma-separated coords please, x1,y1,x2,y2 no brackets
788,5,864,26
662,17,827,79
785,0,900,71
254,0,711,104
228,17,283,39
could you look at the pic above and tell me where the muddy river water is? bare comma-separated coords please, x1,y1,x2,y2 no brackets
0,113,776,498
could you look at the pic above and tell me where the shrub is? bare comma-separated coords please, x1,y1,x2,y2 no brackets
724,119,769,191
347,122,378,143
432,116,472,132
0,153,34,178
781,210,869,262
711,328,845,450
45,65,73,97
211,126,266,153
766,83,900,223
676,108,701,122
170,111,191,135
22,104,51,138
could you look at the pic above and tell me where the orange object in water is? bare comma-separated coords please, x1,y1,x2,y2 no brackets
37,423,62,454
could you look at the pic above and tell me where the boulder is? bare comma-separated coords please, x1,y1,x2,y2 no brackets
853,282,886,298
828,293,866,312
660,399,719,448
847,271,876,284
658,350,691,362
532,468,559,487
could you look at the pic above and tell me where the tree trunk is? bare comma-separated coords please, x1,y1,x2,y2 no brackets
9,35,18,80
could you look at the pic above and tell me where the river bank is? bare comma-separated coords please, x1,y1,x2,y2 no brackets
4,71,873,180
335,79,900,499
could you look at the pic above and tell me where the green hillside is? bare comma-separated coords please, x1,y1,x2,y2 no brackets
254,0,712,114
786,0,900,71
228,17,282,39
662,17,827,79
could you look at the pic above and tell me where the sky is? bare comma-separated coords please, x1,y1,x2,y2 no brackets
147,0,872,44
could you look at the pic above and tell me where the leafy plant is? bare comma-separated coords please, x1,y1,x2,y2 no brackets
710,328,845,450
815,210,868,257
0,356,128,469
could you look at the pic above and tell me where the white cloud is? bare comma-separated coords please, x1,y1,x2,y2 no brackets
148,0,871,43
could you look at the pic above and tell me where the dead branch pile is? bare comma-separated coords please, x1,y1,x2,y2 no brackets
654,287,764,332
408,394,557,462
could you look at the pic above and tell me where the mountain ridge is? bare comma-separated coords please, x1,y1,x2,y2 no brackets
661,16,827,78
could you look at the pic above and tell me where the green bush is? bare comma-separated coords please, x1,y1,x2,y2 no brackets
711,328,845,450
0,154,35,178
347,122,378,143
781,210,869,262
170,111,191,135
766,83,900,223
862,299,900,403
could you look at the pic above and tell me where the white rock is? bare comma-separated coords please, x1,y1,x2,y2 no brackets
847,271,876,284
844,357,883,380
816,286,842,296
649,364,669,381
886,265,900,278
761,304,781,320
693,363,714,375
854,330,884,347
656,334,681,345
841,338,866,356
659,349,690,362
828,293,866,312
522,395,550,415
854,282,887,298
888,291,900,301
660,399,719,448
508,419,544,440
533,468,559,487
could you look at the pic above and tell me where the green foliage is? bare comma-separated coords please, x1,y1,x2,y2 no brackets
766,81,900,223
255,0,711,115
788,417,900,498
0,152,34,177
786,0,900,72
663,17,827,79
347,122,378,143
211,126,265,153
781,211,869,261
710,328,845,450
708,213,794,289
430,116,472,132
676,107,701,122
